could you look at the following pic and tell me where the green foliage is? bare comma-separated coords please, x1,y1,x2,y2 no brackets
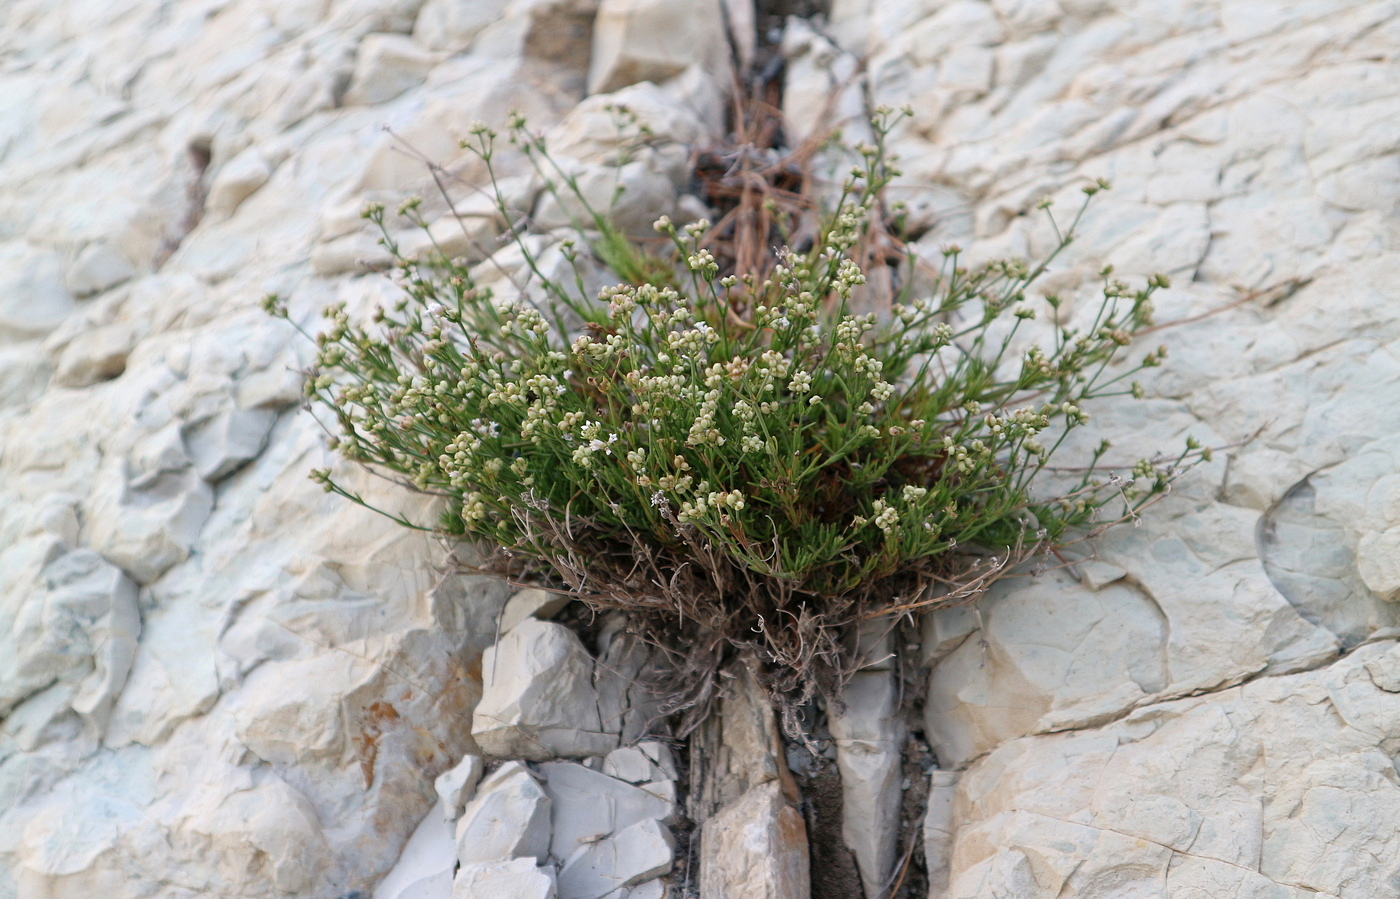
266,111,1200,694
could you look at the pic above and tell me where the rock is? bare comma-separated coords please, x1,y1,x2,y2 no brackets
473,619,617,760
547,83,714,163
66,243,135,298
414,0,513,52
84,428,215,584
699,781,809,899
937,641,1400,897
922,771,959,898
373,798,456,899
436,754,485,822
539,761,675,863
455,761,553,867
0,548,140,737
499,588,572,633
602,744,675,784
829,669,905,899
344,34,441,106
594,629,662,745
0,241,74,342
51,322,139,388
781,18,867,148
1358,528,1400,601
454,858,558,899
603,881,665,899
182,407,279,481
588,0,730,95
205,148,275,219
556,818,673,899
532,157,680,240
691,661,786,816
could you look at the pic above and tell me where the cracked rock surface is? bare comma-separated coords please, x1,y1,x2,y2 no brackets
2,0,1400,897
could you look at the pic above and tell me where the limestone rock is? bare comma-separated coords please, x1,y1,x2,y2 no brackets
1358,528,1400,601
922,771,959,898
557,818,674,899
0,548,140,737
540,761,675,863
66,242,135,298
829,669,905,899
51,322,139,388
182,407,278,481
602,743,676,785
454,858,558,899
83,425,215,585
436,754,485,822
455,761,552,867
937,641,1400,897
473,619,617,760
699,781,809,899
588,0,729,95
499,588,572,634
344,33,441,106
0,241,74,342
414,0,513,52
373,799,456,899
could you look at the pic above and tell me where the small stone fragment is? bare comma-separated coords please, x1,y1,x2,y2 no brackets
67,242,135,297
455,761,552,867
540,761,675,863
557,818,673,899
52,322,138,388
374,798,455,899
453,858,558,899
183,407,278,481
436,754,485,822
500,588,572,634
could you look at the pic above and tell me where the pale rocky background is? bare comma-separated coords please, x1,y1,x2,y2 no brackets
1,0,1398,897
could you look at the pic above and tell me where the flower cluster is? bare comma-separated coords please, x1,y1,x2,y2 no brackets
273,110,1201,650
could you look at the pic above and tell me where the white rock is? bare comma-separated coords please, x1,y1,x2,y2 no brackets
499,588,572,634
0,548,140,737
540,761,675,863
588,0,730,95
373,798,456,899
414,0,513,52
455,761,553,867
182,407,278,481
436,754,485,822
557,818,673,899
84,433,214,584
344,33,441,106
922,771,959,898
454,858,558,899
1358,528,1400,601
532,157,680,240
0,241,74,342
602,880,665,899
602,746,670,784
66,243,135,298
829,670,904,899
205,148,275,219
473,619,617,760
781,18,867,148
51,322,139,388
699,781,809,899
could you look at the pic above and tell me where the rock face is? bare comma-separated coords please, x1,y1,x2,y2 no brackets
3,0,1400,898
472,620,618,761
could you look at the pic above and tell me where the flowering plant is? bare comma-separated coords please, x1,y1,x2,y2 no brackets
267,111,1198,704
